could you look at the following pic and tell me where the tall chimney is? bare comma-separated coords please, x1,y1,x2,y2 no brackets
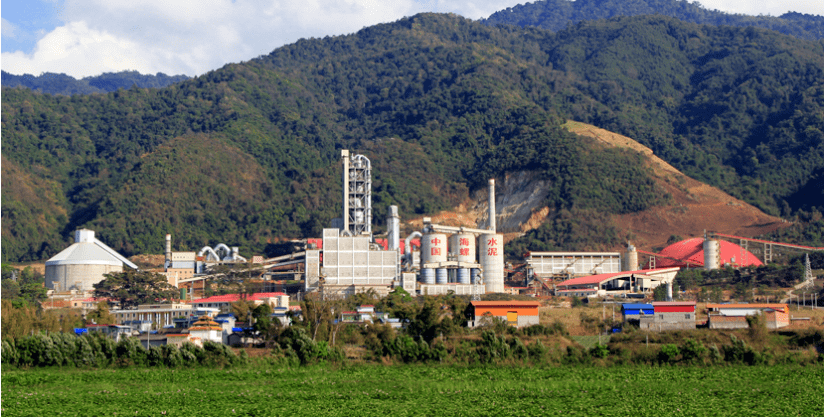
342,150,350,235
488,179,496,233
165,234,172,268
387,205,400,251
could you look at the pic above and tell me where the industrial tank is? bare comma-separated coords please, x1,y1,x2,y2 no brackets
450,233,476,285
45,229,124,292
623,244,639,271
479,234,504,292
421,233,447,284
421,233,448,264
703,239,720,270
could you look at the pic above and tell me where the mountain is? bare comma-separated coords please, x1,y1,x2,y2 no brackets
1,71,190,95
482,0,824,40
2,13,824,262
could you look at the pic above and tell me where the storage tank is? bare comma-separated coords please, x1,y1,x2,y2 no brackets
450,233,475,285
624,244,638,271
436,268,448,284
471,268,482,285
479,234,504,292
703,239,720,270
45,229,125,292
420,268,435,284
421,233,447,264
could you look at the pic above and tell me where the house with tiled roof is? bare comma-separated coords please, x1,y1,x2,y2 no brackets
188,292,289,314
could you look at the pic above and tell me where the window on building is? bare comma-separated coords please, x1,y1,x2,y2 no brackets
659,314,663,320
685,314,691,319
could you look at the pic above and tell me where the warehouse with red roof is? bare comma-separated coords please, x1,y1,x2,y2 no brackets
554,267,680,297
654,238,763,269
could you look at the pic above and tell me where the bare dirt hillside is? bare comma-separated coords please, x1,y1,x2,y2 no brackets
407,121,790,253
564,121,789,250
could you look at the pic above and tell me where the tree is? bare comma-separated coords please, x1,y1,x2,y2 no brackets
93,269,179,309
86,301,116,325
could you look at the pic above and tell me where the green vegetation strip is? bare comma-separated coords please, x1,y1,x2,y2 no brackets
3,365,822,416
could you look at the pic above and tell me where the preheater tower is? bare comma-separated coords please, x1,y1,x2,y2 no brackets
341,150,372,236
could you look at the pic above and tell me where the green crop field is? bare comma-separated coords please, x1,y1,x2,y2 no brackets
2,365,822,416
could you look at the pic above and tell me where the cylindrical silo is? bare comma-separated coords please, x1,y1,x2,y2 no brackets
471,268,482,284
457,269,471,284
436,268,448,284
624,244,638,271
421,269,435,284
479,234,504,293
450,233,476,285
703,239,720,270
421,233,447,264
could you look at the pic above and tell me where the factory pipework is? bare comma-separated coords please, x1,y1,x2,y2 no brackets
404,231,422,268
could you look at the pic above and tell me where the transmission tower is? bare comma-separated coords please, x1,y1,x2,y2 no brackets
804,254,814,288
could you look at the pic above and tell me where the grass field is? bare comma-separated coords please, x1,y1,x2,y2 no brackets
2,364,822,416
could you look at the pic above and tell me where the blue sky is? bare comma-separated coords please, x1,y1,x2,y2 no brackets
2,0,822,78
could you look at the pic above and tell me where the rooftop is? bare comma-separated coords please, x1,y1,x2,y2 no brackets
189,292,287,304
556,267,681,287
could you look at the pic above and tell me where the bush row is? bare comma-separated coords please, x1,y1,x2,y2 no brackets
1,332,246,368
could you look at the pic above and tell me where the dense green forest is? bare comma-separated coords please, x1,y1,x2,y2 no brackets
483,0,824,41
3,13,824,262
1,70,190,95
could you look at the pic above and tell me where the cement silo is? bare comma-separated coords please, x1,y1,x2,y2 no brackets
421,233,447,284
479,234,504,292
703,238,720,271
45,229,138,292
450,234,476,284
623,244,639,271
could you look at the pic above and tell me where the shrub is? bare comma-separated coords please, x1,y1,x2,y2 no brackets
681,339,706,364
658,344,681,364
590,343,610,359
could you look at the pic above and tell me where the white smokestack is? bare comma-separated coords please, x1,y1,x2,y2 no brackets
488,179,496,233
387,205,400,251
165,234,172,265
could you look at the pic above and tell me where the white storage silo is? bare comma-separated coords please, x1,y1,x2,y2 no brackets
421,233,447,284
450,233,475,284
703,239,720,270
479,234,504,293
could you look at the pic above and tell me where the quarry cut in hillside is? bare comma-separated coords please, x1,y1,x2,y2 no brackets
409,121,790,253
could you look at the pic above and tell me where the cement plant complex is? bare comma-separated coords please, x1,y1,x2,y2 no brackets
38,149,823,341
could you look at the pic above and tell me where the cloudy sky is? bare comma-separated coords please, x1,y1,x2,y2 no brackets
2,0,822,79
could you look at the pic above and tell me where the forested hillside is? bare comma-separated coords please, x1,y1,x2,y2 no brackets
1,71,190,95
3,13,824,262
483,0,824,40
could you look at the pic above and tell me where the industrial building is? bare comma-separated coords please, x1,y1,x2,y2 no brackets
706,303,790,329
467,300,540,328
637,301,696,331
301,150,504,298
554,267,680,298
45,229,138,292
188,292,289,314
526,252,623,279
645,237,763,269
621,303,654,325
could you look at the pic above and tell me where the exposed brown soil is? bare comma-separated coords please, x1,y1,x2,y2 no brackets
558,122,790,251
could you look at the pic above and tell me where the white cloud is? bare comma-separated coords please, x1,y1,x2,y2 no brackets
2,18,19,39
4,0,818,78
697,0,823,16
1,0,525,78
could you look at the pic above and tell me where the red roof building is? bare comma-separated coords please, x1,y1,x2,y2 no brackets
468,301,540,328
654,238,763,268
189,292,289,313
